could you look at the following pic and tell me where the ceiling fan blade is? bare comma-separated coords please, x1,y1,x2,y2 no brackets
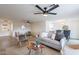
49,4,55,7
34,13,43,14
35,5,44,12
48,13,57,15
47,4,59,12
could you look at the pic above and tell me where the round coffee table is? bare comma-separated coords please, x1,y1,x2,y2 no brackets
27,40,45,55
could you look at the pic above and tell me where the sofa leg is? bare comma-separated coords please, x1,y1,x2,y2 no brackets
60,49,64,55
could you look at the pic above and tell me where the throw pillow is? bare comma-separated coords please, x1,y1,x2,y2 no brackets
47,31,52,38
51,33,56,40
47,31,54,38
55,30,64,41
40,32,48,38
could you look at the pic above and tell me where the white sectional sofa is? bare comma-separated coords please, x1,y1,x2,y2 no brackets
38,31,63,50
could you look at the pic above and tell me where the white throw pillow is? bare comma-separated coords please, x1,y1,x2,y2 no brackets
40,32,48,38
51,33,55,40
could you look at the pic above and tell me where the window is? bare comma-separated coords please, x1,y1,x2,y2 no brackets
46,21,54,32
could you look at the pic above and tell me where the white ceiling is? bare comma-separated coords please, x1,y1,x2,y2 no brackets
0,4,79,22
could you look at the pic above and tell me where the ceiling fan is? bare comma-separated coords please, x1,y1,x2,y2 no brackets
34,4,59,16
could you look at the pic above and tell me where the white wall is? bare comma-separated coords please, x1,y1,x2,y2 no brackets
31,21,46,34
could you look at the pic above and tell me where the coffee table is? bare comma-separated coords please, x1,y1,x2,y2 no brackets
27,41,45,54
26,37,45,55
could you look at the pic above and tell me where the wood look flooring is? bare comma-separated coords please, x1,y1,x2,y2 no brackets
0,45,60,55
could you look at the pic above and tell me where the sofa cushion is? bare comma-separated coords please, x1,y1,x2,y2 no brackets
41,37,60,45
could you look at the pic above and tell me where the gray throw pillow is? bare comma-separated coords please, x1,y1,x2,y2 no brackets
47,31,53,38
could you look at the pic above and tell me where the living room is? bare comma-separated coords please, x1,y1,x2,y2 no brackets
0,4,79,55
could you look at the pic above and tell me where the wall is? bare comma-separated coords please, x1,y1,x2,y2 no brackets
31,21,46,34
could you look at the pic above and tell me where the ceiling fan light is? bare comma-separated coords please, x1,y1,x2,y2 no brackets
43,14,48,16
